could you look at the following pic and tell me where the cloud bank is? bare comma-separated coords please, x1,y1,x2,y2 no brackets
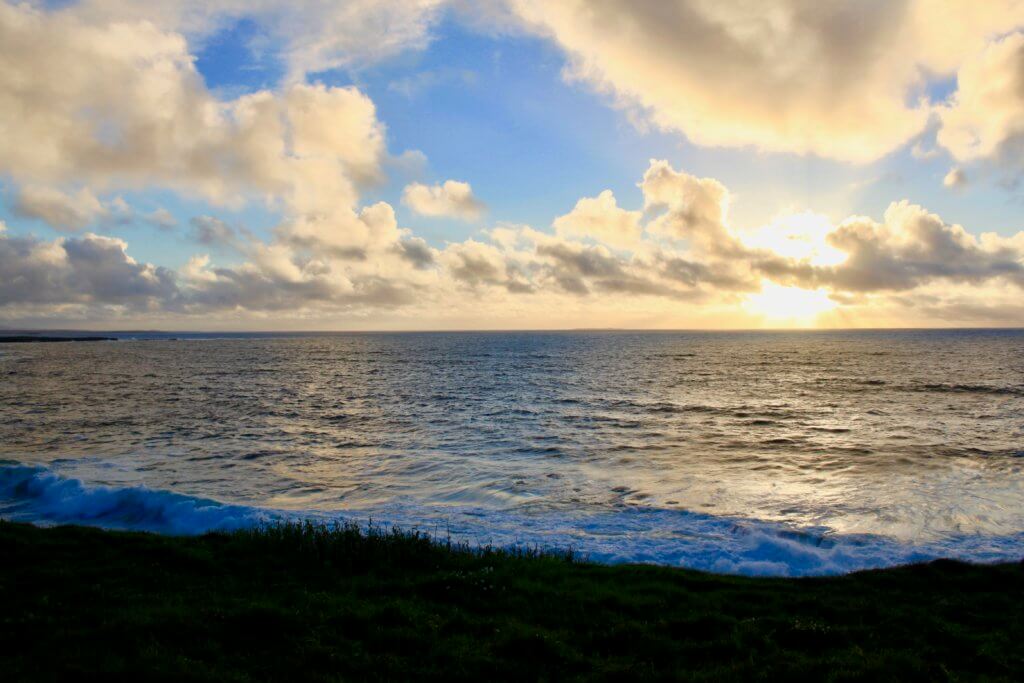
5,155,1022,327
1,1,1023,329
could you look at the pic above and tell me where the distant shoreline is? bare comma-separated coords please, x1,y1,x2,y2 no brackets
0,336,117,344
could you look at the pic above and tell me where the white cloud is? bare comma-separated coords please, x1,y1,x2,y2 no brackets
181,254,217,284
506,1,1024,162
943,167,967,188
757,200,1024,292
938,31,1024,169
0,3,386,212
640,160,741,255
553,190,641,249
402,180,485,220
0,2,426,321
2,2,1024,328
34,1,1024,171
69,0,447,81
4,163,1024,325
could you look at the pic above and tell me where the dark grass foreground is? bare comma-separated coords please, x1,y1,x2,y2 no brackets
1,521,1022,681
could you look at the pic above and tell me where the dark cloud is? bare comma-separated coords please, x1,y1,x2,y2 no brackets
190,216,239,247
0,233,179,308
446,247,505,287
658,255,757,291
186,267,415,312
12,186,106,232
536,240,692,298
394,238,436,269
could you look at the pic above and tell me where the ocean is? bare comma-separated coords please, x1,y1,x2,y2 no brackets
2,329,1022,576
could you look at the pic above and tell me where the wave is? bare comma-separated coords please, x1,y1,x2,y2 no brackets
2,463,1022,577
912,383,1024,397
0,464,272,534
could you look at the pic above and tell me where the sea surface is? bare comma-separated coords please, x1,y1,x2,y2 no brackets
2,330,1023,575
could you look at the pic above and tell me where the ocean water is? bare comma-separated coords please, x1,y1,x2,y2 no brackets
2,330,1023,575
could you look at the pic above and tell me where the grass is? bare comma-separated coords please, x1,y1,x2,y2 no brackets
0,520,1021,681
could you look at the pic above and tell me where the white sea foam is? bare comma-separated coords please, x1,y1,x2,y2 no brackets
0,464,272,534
2,463,1021,577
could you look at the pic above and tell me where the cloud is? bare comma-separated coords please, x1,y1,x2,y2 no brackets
241,0,446,81
0,1,425,320
756,201,1024,292
68,0,447,81
0,232,179,310
388,149,429,177
640,160,743,256
533,239,684,298
394,237,437,269
144,209,179,231
12,186,107,231
436,213,751,302
180,254,418,313
444,161,1024,311
938,31,1024,172
37,1,1024,171
440,239,523,290
402,180,485,220
655,252,758,292
553,190,641,249
0,3,386,212
3,172,1024,326
11,185,182,237
189,216,239,247
943,167,968,189
10,186,171,232
284,201,408,262
388,68,478,98
506,1,1024,162
911,141,942,160
25,226,427,319
6,156,1024,327
2,1,1024,328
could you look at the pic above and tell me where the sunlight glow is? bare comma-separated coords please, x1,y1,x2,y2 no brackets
744,282,837,327
741,212,847,267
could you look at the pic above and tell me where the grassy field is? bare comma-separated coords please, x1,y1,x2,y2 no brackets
0,520,1021,681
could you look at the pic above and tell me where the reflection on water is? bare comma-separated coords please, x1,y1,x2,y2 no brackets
1,330,1022,571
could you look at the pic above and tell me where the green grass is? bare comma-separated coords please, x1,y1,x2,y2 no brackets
0,520,1021,681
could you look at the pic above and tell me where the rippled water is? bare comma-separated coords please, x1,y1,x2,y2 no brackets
2,330,1023,575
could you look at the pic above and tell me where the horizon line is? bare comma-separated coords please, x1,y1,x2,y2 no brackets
3,326,1024,335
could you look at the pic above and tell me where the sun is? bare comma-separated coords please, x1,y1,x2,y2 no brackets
744,283,836,327
740,211,847,267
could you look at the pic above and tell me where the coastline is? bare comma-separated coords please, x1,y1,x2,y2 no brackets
2,520,1021,680
5,462,1023,577
0,335,117,343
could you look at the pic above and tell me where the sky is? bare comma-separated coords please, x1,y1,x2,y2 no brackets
2,1,1024,330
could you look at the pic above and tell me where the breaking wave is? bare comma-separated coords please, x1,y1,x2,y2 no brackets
0,464,271,534
2,463,1022,577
